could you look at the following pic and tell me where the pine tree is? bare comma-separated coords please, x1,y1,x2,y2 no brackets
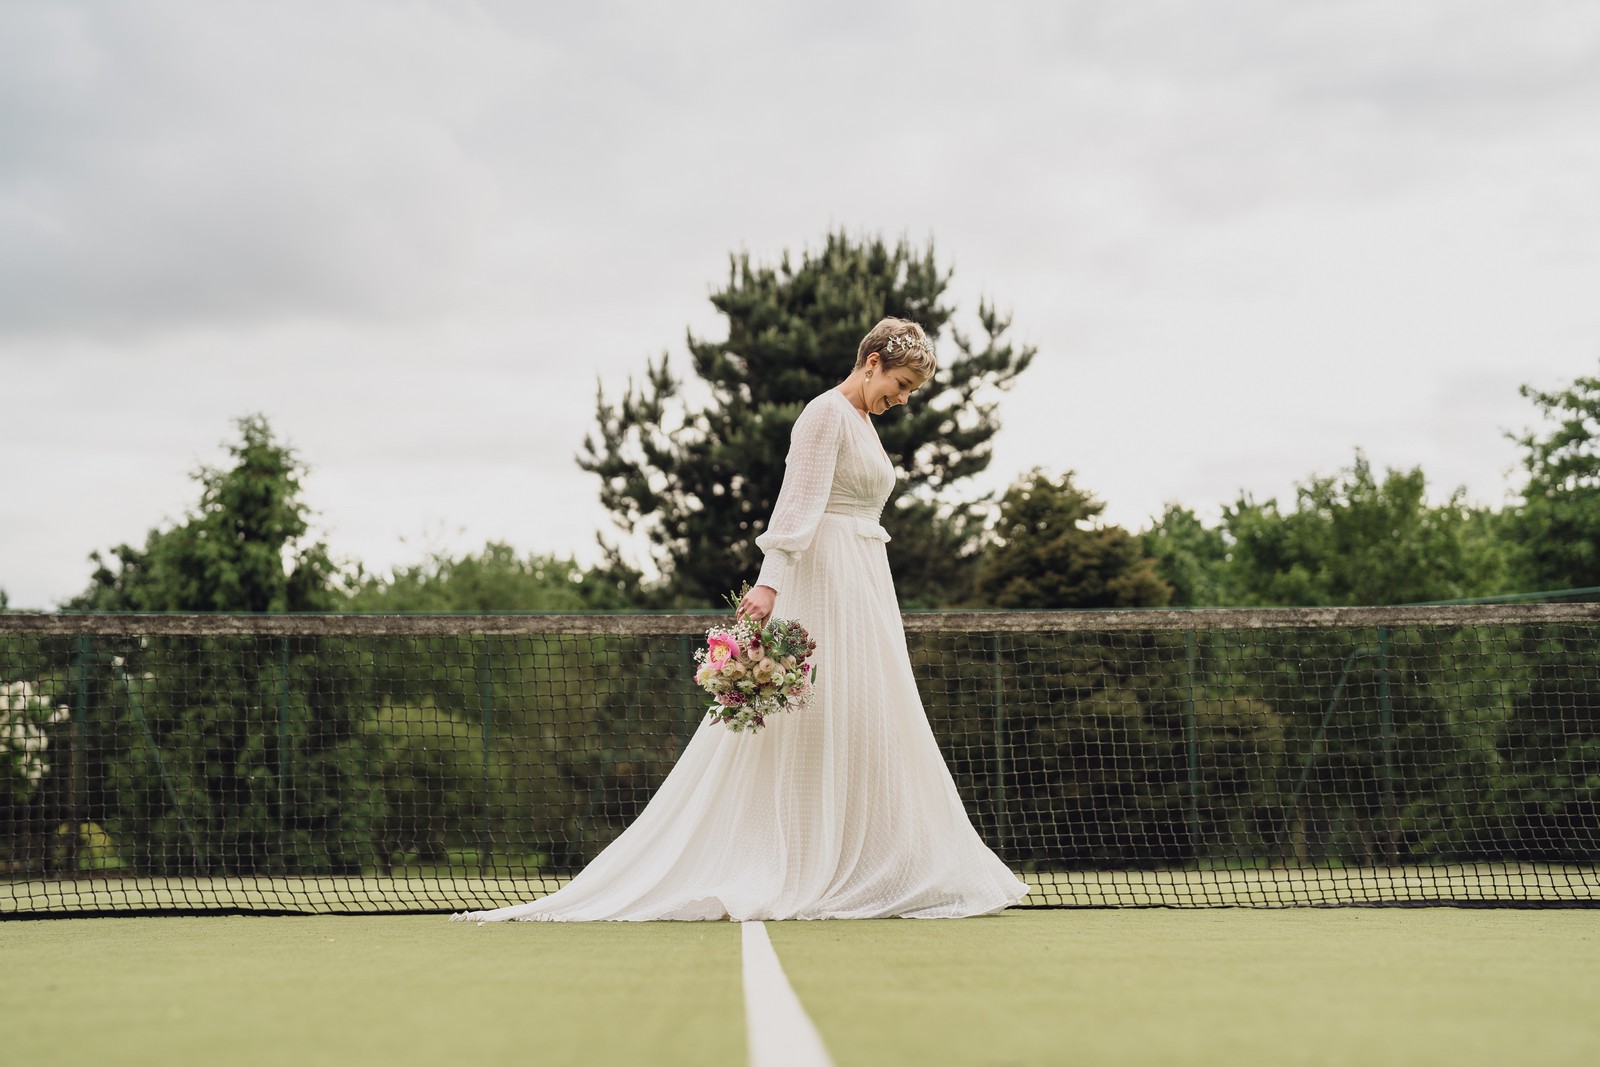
978,469,1171,609
580,231,1034,605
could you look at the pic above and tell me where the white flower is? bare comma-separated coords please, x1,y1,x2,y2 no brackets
0,680,33,712
1,678,62,793
20,725,47,753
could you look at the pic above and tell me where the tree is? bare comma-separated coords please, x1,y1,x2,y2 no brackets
580,231,1035,606
882,497,989,609
1142,504,1233,606
340,543,631,612
1221,451,1508,607
1508,368,1600,590
62,416,375,875
1487,641,1600,862
69,414,334,612
976,469,1171,609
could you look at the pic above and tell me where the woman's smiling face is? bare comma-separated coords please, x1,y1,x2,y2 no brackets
865,357,926,415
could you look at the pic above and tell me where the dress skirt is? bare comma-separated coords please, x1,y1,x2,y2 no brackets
451,513,1028,922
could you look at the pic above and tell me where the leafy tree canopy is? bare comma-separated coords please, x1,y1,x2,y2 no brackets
580,231,1035,607
339,543,630,612
1220,451,1508,607
1509,368,1600,590
68,414,334,612
1142,504,1232,607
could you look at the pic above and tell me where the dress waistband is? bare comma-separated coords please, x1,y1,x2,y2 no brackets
822,510,891,543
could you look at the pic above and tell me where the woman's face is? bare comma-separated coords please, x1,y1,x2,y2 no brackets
866,357,926,415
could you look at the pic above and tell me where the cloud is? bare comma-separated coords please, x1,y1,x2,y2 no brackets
0,1,530,339
2,1,1599,607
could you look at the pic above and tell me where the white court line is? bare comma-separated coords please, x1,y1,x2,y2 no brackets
741,920,836,1067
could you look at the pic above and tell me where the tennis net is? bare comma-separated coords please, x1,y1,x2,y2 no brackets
2,606,1596,915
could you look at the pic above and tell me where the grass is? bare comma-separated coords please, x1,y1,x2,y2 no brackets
5,909,1598,1066
4,915,745,1067
770,910,1600,1066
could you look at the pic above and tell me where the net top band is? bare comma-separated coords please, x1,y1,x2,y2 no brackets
4,603,1600,636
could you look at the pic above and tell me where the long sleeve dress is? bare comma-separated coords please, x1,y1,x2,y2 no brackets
452,389,1028,922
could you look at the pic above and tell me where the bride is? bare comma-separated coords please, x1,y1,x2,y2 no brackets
454,317,1028,922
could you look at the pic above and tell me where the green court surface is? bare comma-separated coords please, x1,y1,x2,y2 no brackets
769,910,1600,1066
6,910,1598,1066
4,916,745,1067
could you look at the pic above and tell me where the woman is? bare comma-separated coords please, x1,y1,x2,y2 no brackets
454,317,1028,922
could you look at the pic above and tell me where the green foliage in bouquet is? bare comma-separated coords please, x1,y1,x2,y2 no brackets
693,585,818,732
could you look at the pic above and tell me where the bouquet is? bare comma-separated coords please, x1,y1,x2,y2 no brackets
694,585,818,733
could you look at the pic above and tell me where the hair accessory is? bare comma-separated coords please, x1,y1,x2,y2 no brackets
884,334,933,358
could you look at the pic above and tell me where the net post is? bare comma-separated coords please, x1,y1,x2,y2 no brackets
478,635,494,878
1378,625,1396,864
988,633,1009,851
276,636,290,876
1185,630,1199,859
67,634,90,874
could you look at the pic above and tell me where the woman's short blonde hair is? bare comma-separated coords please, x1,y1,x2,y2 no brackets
855,317,936,380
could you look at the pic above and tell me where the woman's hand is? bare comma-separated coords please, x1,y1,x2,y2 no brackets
739,584,777,622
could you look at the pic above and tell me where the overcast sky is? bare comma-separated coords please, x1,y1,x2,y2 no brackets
3,1,1599,609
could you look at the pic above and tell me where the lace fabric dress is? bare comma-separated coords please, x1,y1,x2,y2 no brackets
452,389,1028,922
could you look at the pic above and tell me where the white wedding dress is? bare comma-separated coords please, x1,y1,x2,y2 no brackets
452,389,1028,922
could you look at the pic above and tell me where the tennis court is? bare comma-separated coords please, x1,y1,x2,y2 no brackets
4,608,1598,1063
7,908,1597,1066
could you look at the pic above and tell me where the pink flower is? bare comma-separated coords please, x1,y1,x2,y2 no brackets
706,632,739,668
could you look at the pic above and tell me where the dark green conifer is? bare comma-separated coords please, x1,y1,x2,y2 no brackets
580,231,1034,606
979,469,1171,609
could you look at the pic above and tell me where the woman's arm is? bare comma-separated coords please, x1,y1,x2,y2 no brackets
752,396,845,597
